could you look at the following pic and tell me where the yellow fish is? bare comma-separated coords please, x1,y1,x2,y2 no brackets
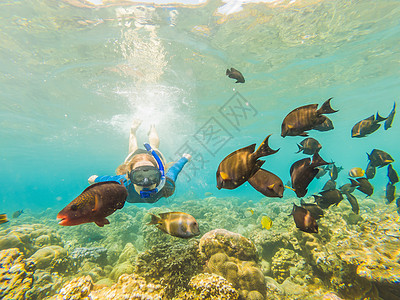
349,167,365,178
248,208,254,215
0,214,9,225
261,215,272,230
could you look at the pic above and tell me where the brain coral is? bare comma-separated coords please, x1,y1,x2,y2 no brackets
199,229,258,261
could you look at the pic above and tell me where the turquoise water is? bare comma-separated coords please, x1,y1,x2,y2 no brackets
1,0,399,212
0,1,399,298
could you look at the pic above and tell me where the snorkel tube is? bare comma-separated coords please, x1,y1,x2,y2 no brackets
140,143,166,198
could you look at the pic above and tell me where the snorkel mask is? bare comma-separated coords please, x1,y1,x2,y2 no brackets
129,143,166,199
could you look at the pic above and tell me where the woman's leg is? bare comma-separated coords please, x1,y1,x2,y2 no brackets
148,124,160,149
124,119,142,163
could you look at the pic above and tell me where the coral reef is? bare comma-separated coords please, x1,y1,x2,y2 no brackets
70,246,108,265
0,248,35,300
199,229,258,261
135,240,205,298
51,274,164,299
28,245,69,272
176,273,239,299
0,224,62,256
271,248,299,284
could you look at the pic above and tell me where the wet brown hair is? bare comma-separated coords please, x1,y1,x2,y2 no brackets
115,153,158,175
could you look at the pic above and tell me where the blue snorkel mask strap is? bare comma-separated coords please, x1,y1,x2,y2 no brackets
140,143,166,199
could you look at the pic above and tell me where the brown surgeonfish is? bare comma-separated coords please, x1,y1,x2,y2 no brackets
313,115,334,131
388,164,399,184
0,214,9,225
329,164,338,181
281,98,338,137
290,204,318,233
300,199,324,220
248,169,284,198
57,181,127,227
367,149,394,168
322,179,336,191
290,152,331,197
226,67,245,83
351,112,387,138
384,102,396,130
216,135,279,190
296,137,322,155
313,189,343,209
147,212,200,238
386,182,396,204
339,181,357,194
350,178,374,196
365,162,376,179
344,192,359,214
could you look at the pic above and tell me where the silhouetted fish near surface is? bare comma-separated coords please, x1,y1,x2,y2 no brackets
216,135,279,190
313,189,343,209
322,179,336,191
0,214,9,225
386,182,396,204
351,113,387,138
147,212,200,238
290,152,331,197
384,102,396,130
296,137,322,155
365,162,376,179
300,199,324,220
57,181,127,227
314,115,334,131
367,149,394,168
281,98,338,137
387,164,399,184
12,210,24,219
226,67,245,83
350,178,374,196
344,192,359,214
290,204,318,233
248,169,284,198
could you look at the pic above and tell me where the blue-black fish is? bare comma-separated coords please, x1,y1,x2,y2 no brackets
386,182,396,204
296,137,322,155
367,149,394,168
217,135,279,190
384,102,396,130
351,112,387,138
281,98,338,137
226,67,245,83
387,164,399,184
290,152,331,197
290,204,318,233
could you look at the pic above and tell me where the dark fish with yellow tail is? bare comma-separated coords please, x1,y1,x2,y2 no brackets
387,164,399,184
290,152,331,198
0,214,9,225
350,178,374,197
147,212,200,238
296,137,322,155
281,98,338,137
290,204,318,233
384,102,396,130
216,135,279,190
57,181,127,227
344,192,359,214
351,112,387,138
248,169,284,198
367,149,394,168
365,162,376,179
313,189,343,209
329,163,338,181
12,210,24,219
226,67,245,83
386,182,396,204
314,115,334,131
300,199,324,220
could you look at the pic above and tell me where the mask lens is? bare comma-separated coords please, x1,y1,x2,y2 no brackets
129,166,161,186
